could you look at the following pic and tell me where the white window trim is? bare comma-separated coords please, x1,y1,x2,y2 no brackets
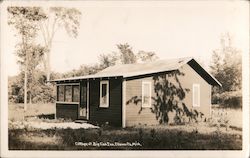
142,81,152,108
100,80,109,108
192,83,200,107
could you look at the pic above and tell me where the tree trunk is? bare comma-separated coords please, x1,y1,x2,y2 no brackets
29,92,32,104
24,67,27,112
45,42,52,82
46,50,51,82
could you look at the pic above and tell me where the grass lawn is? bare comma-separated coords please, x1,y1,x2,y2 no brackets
9,126,242,150
8,103,242,150
9,103,55,121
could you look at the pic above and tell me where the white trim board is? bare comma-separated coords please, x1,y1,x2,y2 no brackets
56,83,80,86
142,81,152,108
122,80,126,128
192,83,200,107
87,81,90,120
99,80,109,108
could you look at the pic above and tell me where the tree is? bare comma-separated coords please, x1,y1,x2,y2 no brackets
38,7,82,81
210,33,242,92
9,70,61,104
8,74,24,103
15,43,45,104
8,7,46,111
137,50,159,63
210,33,242,108
117,43,137,64
98,52,118,69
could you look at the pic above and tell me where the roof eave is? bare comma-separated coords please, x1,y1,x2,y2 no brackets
49,75,124,82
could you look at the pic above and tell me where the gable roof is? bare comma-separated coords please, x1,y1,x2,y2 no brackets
51,57,221,86
96,57,192,78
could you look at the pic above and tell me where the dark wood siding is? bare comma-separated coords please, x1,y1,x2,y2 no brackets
89,78,122,127
56,103,78,120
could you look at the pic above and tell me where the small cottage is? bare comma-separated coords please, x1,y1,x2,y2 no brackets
51,57,221,127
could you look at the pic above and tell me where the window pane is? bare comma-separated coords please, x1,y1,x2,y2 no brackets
81,85,87,105
194,87,198,105
144,96,149,104
58,85,64,101
144,84,150,96
142,83,151,107
65,85,72,102
101,83,107,105
143,84,150,104
193,84,200,107
73,85,80,102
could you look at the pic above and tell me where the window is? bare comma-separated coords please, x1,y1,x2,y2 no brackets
58,85,64,101
100,81,109,107
57,84,80,103
142,81,151,107
65,85,72,102
193,84,200,107
73,85,80,102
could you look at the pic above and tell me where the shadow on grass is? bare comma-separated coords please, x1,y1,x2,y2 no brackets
37,114,55,119
9,127,242,150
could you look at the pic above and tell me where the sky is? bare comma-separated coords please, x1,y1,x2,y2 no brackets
2,1,249,76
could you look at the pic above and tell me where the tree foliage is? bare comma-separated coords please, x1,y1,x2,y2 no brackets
137,50,159,63
15,44,45,71
210,33,242,108
8,7,46,37
117,43,137,64
210,33,242,92
62,64,102,78
8,71,59,104
98,43,159,70
98,52,118,69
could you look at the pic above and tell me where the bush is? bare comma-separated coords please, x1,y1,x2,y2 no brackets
212,90,242,108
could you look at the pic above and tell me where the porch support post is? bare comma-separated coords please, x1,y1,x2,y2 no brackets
122,79,126,128
87,81,90,120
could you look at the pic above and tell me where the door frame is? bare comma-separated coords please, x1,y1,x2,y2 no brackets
78,80,89,120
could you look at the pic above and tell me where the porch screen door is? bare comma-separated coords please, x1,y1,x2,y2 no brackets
79,81,87,119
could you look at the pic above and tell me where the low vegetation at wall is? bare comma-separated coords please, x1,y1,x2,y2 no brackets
212,91,242,109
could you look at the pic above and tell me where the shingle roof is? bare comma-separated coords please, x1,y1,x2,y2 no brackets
50,57,221,86
96,57,192,78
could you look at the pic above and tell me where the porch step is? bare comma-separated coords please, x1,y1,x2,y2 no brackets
75,120,87,124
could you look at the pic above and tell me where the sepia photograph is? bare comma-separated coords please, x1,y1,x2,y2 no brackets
0,0,249,158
